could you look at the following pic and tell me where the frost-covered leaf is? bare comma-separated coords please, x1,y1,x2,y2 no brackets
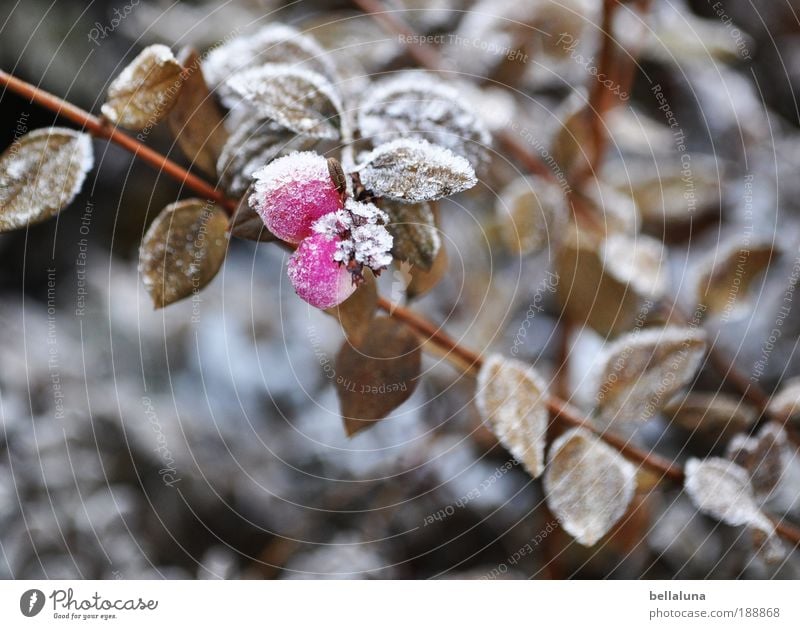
769,376,800,424
551,102,598,180
203,23,335,90
663,392,757,441
325,269,378,345
495,175,568,255
544,427,636,546
406,245,448,299
357,72,491,169
0,128,93,232
101,45,183,130
225,65,342,140
476,354,549,478
229,186,276,243
594,327,707,426
216,117,318,197
684,458,783,562
696,240,775,318
167,48,229,176
357,139,477,202
727,423,789,500
382,199,440,271
335,316,422,436
556,225,667,337
139,199,228,309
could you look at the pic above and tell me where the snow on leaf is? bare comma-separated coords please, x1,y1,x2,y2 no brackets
726,423,789,500
357,72,491,169
544,427,636,546
0,128,94,232
476,354,549,479
356,138,477,202
769,376,800,423
225,64,342,140
202,24,335,90
495,175,568,255
593,327,707,426
139,199,228,309
382,199,441,271
684,457,784,562
217,117,319,197
101,44,183,130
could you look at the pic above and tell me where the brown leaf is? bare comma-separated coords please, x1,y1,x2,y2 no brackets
544,427,636,546
0,128,93,232
335,316,422,436
476,354,549,478
594,326,707,426
139,199,228,308
663,392,757,441
769,376,800,424
495,175,568,255
727,422,789,499
325,269,378,345
101,45,183,131
406,245,448,299
382,199,440,271
696,240,776,318
229,185,276,242
556,224,667,337
167,48,229,176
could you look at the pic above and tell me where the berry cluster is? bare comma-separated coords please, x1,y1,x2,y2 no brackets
249,152,393,309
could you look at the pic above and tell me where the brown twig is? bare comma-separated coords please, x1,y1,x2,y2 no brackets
2,66,799,547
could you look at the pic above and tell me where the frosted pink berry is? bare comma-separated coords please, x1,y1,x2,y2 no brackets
249,152,343,244
287,233,356,309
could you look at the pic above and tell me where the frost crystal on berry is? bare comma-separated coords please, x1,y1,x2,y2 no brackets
249,151,343,243
288,233,356,309
312,199,393,274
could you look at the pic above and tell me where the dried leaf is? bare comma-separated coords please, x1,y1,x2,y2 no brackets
139,199,228,309
696,240,776,318
0,128,93,232
406,245,448,299
203,24,335,90
335,316,422,436
217,117,318,197
225,65,342,140
544,427,636,546
356,139,477,202
556,225,667,337
495,175,568,255
663,392,757,441
769,376,800,423
325,270,378,345
167,48,229,176
684,458,783,561
594,327,707,426
101,45,183,130
476,354,549,478
727,423,789,500
229,186,276,242
357,72,491,168
551,104,597,181
382,199,440,271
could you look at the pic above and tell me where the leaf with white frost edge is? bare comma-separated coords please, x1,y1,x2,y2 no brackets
495,175,568,255
726,423,789,500
476,354,549,478
684,458,785,562
544,427,636,546
101,45,183,130
357,72,491,168
225,65,342,140
356,139,477,202
0,128,94,232
593,326,707,426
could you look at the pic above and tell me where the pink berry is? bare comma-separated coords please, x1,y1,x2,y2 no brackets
287,233,356,309
249,152,343,244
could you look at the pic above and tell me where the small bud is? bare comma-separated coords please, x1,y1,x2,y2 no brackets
249,151,343,244
288,233,356,309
